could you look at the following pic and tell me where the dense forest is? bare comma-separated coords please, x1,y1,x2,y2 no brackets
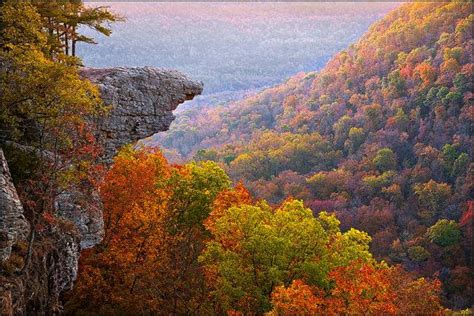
66,147,445,314
0,0,472,315
153,1,473,310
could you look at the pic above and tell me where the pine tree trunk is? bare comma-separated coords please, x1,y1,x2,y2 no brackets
64,24,69,56
72,26,76,57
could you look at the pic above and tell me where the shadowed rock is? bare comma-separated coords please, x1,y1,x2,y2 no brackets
0,148,29,262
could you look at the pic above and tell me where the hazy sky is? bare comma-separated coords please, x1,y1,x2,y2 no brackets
80,2,399,94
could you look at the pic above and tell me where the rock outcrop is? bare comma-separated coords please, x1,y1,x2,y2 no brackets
0,149,30,316
0,67,202,314
0,149,29,262
55,190,103,249
80,67,204,162
54,67,203,250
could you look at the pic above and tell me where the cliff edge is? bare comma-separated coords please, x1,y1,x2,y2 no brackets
80,67,203,162
0,67,202,315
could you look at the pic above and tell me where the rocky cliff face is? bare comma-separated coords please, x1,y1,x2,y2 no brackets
0,149,30,316
0,67,202,314
0,149,29,262
80,67,203,162
55,67,203,250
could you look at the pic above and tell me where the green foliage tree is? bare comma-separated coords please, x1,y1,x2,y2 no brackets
393,108,409,131
167,160,231,231
387,70,406,97
363,171,395,191
452,153,469,177
31,0,123,57
427,219,461,247
414,180,451,216
193,148,218,162
442,144,469,178
408,246,430,262
348,127,365,151
373,148,397,172
453,73,468,93
199,201,373,313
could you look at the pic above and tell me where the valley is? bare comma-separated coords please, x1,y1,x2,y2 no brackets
0,1,472,314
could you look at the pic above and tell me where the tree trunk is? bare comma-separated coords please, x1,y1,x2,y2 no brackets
22,215,36,275
64,24,69,56
72,26,76,57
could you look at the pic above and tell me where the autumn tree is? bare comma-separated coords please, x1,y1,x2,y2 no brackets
199,201,373,314
387,266,444,314
323,262,399,315
0,0,106,280
205,182,252,232
427,219,461,247
0,1,46,48
270,279,323,315
270,263,444,315
67,147,171,314
67,147,232,315
0,0,106,187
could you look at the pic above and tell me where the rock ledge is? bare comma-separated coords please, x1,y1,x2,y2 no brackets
80,66,203,162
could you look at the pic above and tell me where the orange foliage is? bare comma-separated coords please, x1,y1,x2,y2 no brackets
269,263,444,315
70,148,172,313
271,280,323,315
387,266,444,315
325,263,398,315
205,181,252,232
68,148,234,314
414,62,437,88
101,148,170,247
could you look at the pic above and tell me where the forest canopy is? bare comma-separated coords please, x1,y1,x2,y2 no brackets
152,1,473,309
66,147,445,315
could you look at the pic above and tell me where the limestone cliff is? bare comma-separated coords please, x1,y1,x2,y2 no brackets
0,67,202,315
80,67,204,162
0,149,29,262
55,67,203,250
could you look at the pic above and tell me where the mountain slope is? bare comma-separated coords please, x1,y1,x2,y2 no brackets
153,2,473,308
